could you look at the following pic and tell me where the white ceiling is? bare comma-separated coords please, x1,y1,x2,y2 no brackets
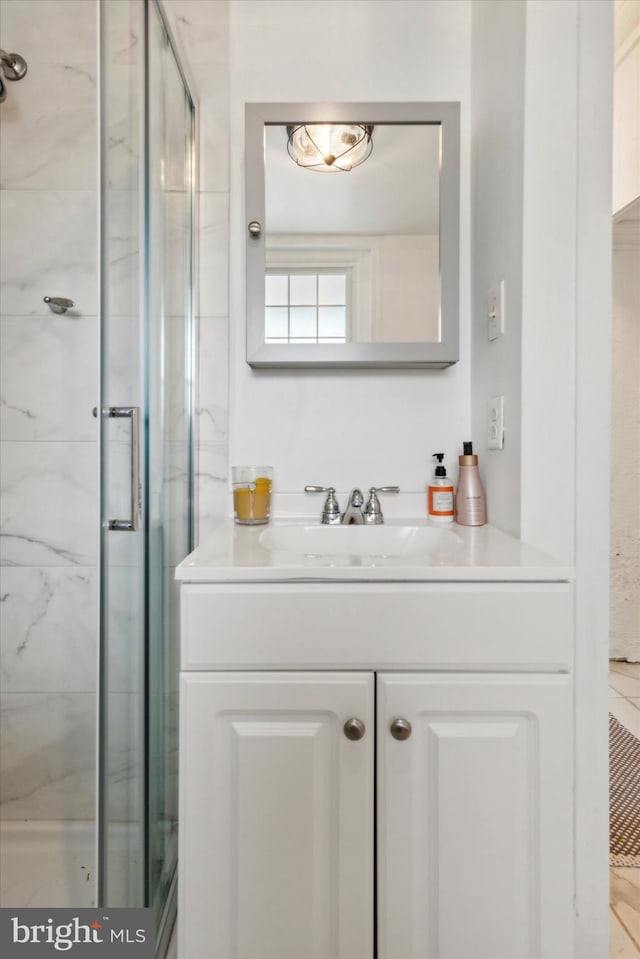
265,123,441,235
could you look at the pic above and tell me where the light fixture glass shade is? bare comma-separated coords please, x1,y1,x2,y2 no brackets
286,123,373,172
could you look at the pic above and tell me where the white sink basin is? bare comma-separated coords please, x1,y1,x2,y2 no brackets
260,524,463,558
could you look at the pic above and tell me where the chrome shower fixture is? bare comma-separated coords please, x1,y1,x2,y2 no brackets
0,49,28,103
44,296,75,315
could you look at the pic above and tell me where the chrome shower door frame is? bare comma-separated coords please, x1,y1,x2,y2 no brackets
96,1,196,952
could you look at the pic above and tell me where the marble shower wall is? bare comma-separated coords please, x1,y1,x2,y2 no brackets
0,0,230,824
0,0,99,820
163,0,231,541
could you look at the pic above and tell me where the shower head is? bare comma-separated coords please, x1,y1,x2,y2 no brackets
0,49,28,103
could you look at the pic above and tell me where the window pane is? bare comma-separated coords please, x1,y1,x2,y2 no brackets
290,274,316,305
265,274,288,306
318,307,346,338
265,307,288,338
290,307,317,338
319,274,346,304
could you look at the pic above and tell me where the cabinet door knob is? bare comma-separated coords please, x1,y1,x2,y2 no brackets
390,717,412,741
343,718,366,741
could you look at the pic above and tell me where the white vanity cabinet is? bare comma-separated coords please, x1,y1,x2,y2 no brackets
377,672,573,959
180,671,375,959
178,576,574,959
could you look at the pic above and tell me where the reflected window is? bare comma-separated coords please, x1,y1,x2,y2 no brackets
265,270,348,343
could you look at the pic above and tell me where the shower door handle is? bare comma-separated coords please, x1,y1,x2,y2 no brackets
107,406,141,532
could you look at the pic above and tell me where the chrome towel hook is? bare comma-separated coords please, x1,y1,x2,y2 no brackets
44,296,75,315
0,50,28,103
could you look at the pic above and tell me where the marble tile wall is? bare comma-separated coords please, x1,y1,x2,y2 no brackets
164,0,231,541
0,0,99,821
0,0,231,826
155,0,231,833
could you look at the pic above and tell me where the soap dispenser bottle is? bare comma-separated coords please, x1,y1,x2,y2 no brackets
455,441,487,526
427,453,455,523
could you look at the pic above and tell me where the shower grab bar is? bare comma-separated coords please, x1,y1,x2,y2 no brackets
108,407,141,532
93,406,141,532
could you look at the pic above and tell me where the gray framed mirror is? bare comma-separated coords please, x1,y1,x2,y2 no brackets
245,101,460,369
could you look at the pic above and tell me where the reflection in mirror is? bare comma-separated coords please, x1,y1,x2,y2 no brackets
246,102,460,369
265,124,441,345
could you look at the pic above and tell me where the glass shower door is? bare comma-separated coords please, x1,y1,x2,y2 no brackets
97,0,194,939
98,0,146,910
145,0,194,929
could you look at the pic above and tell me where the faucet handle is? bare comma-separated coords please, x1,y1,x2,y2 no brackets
364,486,400,525
304,485,341,525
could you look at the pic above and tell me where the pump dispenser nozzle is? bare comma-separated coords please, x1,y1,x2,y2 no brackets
432,453,447,477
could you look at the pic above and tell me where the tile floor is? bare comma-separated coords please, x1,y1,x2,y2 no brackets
609,661,640,957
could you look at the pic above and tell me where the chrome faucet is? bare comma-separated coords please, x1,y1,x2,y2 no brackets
304,486,342,525
342,488,365,525
363,486,400,524
305,484,400,525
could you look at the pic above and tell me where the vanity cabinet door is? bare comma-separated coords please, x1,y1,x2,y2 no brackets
377,673,573,959
179,671,374,959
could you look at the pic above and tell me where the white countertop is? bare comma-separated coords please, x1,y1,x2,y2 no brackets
176,517,573,583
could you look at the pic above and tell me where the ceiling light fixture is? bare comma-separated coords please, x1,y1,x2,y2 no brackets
286,123,373,172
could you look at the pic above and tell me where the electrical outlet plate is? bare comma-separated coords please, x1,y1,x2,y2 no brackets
487,280,505,340
488,395,504,450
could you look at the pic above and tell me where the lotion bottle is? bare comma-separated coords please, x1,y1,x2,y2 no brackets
427,453,455,523
455,441,487,526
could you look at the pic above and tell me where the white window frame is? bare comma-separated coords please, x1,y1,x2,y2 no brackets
266,235,377,341
264,269,349,343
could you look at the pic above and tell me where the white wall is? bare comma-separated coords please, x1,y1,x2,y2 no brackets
610,212,640,662
229,0,472,510
470,0,525,538
472,3,613,953
610,1,640,662
519,0,580,565
471,0,585,561
378,236,440,343
572,3,613,955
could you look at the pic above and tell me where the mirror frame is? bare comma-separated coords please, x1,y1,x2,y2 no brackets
245,101,460,369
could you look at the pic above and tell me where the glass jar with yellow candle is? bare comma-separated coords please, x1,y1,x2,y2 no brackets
232,466,273,525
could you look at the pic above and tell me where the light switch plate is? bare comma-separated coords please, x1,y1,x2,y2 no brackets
487,280,505,340
488,395,504,450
